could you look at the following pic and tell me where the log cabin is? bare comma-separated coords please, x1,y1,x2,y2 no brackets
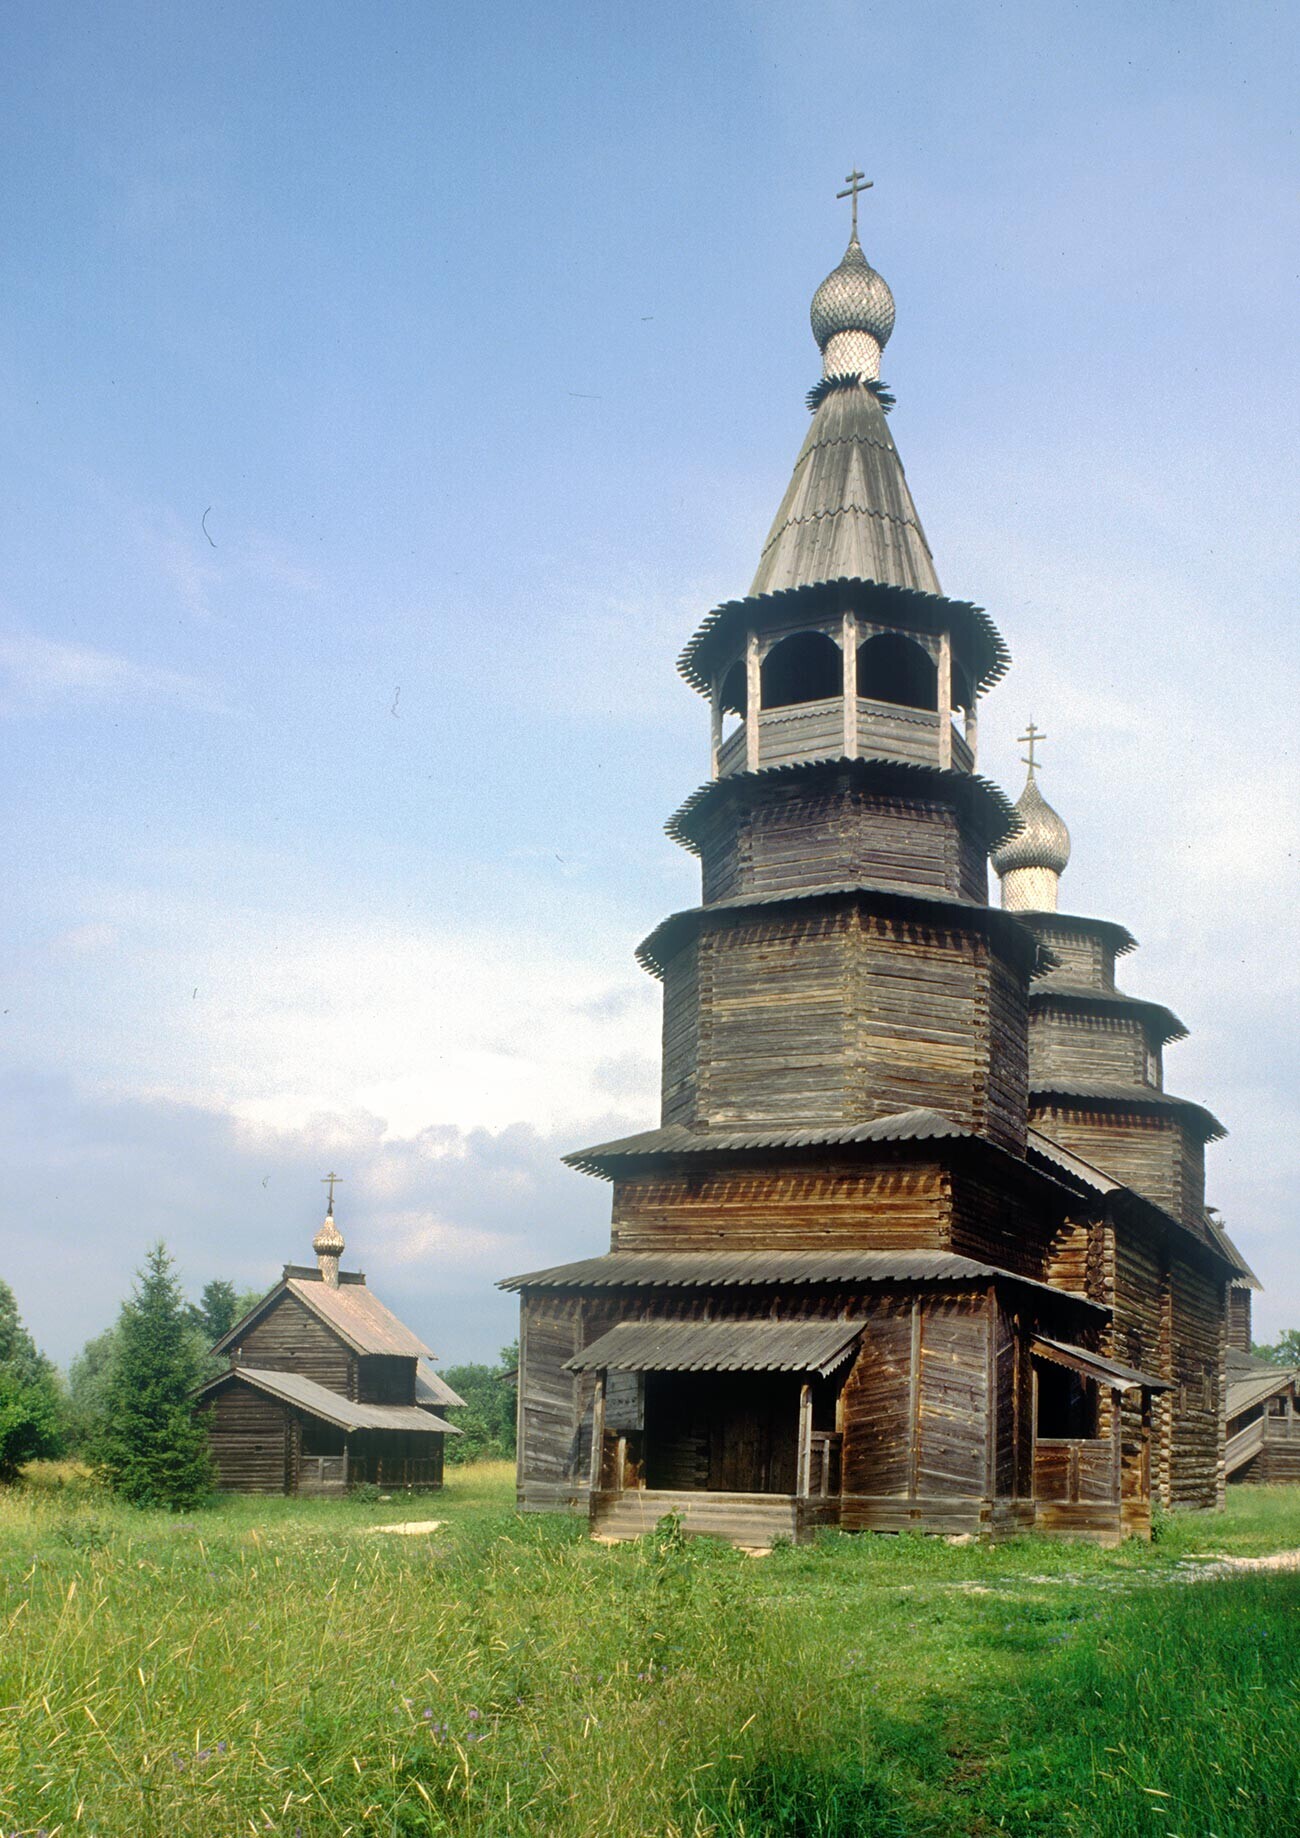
501,185,1253,1547
198,1201,463,1495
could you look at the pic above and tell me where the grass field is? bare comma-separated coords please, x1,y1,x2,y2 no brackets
3,1464,1299,1837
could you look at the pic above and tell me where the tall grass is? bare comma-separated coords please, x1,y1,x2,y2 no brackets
2,1466,1298,1836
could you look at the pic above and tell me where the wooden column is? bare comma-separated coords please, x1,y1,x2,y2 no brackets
797,1381,813,1496
709,681,723,779
841,609,858,757
745,631,761,772
984,1285,997,1502
907,1299,922,1501
589,1371,606,1493
937,630,953,769
964,699,979,765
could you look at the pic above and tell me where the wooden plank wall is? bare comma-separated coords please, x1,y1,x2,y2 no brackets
208,1384,289,1494
661,905,1027,1149
1031,1010,1154,1087
517,1297,586,1512
1030,1106,1205,1233
660,940,700,1126
696,781,988,909
233,1296,352,1393
357,1356,416,1405
611,1157,951,1253
839,1291,992,1531
1227,1287,1252,1353
948,1164,1062,1281
1170,1259,1227,1508
1023,922,1116,992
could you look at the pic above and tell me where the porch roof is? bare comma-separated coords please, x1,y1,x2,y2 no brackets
1032,1337,1170,1394
203,1366,459,1434
565,1317,867,1378
1227,1368,1296,1419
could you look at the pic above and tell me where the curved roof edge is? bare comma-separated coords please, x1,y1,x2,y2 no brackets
1018,910,1139,958
665,755,1018,856
1029,981,1189,1046
635,879,1051,982
1030,1079,1226,1143
678,578,1010,698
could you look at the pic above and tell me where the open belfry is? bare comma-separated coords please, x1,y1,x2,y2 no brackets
501,178,1252,1546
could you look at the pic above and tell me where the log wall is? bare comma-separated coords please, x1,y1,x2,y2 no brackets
207,1382,290,1494
660,905,1029,1150
1030,1104,1206,1232
1170,1260,1227,1508
695,779,988,908
1030,1009,1155,1087
231,1295,352,1393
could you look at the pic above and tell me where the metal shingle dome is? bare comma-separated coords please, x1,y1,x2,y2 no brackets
810,233,896,352
991,771,1072,876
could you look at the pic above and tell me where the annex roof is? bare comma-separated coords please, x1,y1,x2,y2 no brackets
200,1367,458,1435
416,1360,467,1410
1227,1368,1296,1419
213,1274,433,1361
499,1247,1106,1315
1032,1337,1170,1393
565,1317,867,1379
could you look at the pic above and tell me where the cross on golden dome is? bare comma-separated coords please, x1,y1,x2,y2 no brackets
1018,721,1047,776
321,1170,344,1211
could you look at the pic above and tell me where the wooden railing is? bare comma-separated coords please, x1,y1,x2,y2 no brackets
805,1431,842,1498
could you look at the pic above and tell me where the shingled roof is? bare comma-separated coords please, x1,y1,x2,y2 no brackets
750,384,940,598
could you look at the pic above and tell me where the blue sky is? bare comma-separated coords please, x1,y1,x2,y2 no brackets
2,1,1297,1366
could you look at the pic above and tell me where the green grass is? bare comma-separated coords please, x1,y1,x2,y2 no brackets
3,1466,1299,1836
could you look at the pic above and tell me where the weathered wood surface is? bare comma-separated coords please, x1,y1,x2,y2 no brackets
660,905,1028,1150
1031,1008,1158,1087
1019,916,1119,992
208,1383,289,1494
1031,1103,1205,1232
230,1293,352,1394
612,1158,951,1254
356,1355,417,1406
696,778,988,908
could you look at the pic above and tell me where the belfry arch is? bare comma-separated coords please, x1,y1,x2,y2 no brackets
760,630,842,709
856,631,938,710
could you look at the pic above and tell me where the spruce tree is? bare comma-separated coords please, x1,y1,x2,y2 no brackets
0,1279,64,1481
98,1244,214,1509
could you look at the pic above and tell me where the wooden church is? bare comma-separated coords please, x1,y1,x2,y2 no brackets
501,180,1253,1547
199,1193,464,1494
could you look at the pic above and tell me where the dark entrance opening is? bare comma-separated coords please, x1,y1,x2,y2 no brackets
1036,1363,1099,1439
643,1371,802,1493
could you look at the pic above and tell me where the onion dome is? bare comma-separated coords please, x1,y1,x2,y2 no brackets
993,759,1071,912
313,1204,345,1288
810,233,896,381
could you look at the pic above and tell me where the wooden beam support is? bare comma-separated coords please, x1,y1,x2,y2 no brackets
908,1298,922,1501
745,631,761,772
937,629,953,769
589,1371,606,1493
841,608,858,757
797,1381,813,1497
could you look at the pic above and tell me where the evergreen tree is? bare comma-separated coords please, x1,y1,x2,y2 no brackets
97,1244,214,1509
0,1279,64,1481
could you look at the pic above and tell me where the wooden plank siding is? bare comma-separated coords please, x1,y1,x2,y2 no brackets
660,905,1029,1151
611,1158,951,1254
1031,1010,1157,1088
230,1293,353,1394
695,780,989,909
1030,1103,1206,1233
1170,1260,1228,1508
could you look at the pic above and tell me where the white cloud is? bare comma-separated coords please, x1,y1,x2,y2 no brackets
0,631,217,716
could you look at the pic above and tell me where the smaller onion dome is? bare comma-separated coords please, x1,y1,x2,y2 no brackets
810,233,896,356
992,772,1072,877
313,1203,345,1288
993,757,1071,913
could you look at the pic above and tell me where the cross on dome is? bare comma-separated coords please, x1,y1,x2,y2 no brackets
835,168,873,238
321,1170,343,1212
1018,722,1047,776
